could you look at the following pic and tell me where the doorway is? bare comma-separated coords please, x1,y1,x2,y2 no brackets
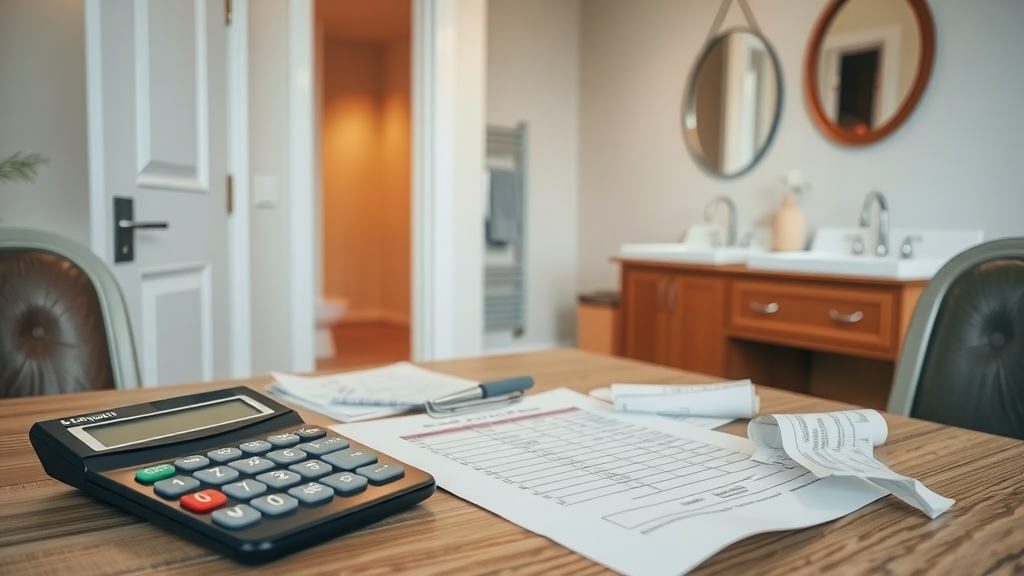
314,0,412,371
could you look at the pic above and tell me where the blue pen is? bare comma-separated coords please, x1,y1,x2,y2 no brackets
425,376,534,415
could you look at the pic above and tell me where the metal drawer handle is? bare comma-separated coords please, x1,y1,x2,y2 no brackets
829,310,864,323
750,301,779,314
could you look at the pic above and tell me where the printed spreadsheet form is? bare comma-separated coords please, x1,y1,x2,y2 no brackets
335,389,886,576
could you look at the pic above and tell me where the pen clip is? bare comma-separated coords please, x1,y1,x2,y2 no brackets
424,390,525,418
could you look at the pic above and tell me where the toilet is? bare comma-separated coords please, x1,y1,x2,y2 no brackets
315,297,349,359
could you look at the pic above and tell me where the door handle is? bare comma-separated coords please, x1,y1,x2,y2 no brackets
114,196,169,263
829,310,864,323
749,301,779,314
118,220,169,230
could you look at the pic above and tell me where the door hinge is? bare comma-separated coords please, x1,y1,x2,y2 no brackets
225,0,232,25
226,174,234,214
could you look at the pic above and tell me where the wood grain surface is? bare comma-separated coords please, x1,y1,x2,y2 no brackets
2,349,1023,575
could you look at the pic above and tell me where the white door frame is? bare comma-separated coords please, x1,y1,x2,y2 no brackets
286,0,484,366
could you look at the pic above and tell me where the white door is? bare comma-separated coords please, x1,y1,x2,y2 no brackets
87,0,231,386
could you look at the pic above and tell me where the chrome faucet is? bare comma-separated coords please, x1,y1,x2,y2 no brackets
704,195,737,247
858,190,890,257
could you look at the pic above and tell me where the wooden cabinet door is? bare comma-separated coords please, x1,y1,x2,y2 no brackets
668,276,727,377
621,268,672,364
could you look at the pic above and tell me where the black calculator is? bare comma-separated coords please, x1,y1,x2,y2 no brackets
29,386,435,564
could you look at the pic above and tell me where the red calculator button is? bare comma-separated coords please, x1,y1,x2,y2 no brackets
181,489,227,513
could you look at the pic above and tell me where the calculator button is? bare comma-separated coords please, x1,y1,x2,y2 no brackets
297,436,349,456
288,482,334,505
294,427,327,440
251,493,298,516
322,448,377,471
265,448,307,466
256,470,303,490
321,472,368,496
193,466,240,485
154,475,201,498
135,464,176,484
266,433,300,448
207,447,243,463
239,440,272,455
212,504,262,530
356,463,405,485
174,455,210,472
222,479,268,501
181,489,227,513
228,456,276,475
289,460,332,480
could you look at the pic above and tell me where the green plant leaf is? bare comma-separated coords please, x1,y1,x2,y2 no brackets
0,151,50,184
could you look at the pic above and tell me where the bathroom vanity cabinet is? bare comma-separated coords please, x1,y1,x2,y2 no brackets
617,259,927,409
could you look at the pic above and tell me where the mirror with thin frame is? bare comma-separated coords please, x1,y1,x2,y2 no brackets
683,29,782,178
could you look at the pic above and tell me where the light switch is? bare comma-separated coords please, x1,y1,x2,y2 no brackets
253,174,277,208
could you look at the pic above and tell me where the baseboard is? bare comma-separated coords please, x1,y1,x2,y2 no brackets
340,308,410,327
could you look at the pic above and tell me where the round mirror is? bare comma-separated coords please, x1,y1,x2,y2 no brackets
683,30,783,178
805,0,935,145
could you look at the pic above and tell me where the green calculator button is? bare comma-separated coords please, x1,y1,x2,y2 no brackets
135,464,176,483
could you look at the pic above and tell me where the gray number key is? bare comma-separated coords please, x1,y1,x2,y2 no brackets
296,436,349,457
289,459,332,480
213,504,261,529
322,448,377,471
228,456,275,475
266,433,300,448
154,475,200,498
207,447,243,463
287,482,334,505
251,493,298,516
174,455,209,472
256,469,302,490
239,440,272,455
193,465,240,485
321,472,368,496
265,448,307,466
356,462,405,485
222,479,268,501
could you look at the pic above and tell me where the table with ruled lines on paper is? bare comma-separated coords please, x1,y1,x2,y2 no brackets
338,389,884,576
404,406,813,517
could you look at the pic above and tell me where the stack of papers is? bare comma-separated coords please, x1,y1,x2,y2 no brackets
266,362,478,422
749,409,954,518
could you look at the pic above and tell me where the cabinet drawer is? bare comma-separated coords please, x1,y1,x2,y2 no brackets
728,279,898,358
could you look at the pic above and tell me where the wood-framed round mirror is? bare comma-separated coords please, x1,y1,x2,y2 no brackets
805,0,935,146
683,28,783,178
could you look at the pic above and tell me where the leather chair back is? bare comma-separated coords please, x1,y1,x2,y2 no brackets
889,238,1024,439
0,228,139,397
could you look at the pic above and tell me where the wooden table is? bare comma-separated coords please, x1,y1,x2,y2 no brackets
3,349,1023,575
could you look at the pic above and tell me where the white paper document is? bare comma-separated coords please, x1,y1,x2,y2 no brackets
266,363,478,422
588,387,733,429
333,388,885,576
611,381,760,419
748,409,954,519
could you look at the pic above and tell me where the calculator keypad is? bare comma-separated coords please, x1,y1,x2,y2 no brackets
131,428,409,532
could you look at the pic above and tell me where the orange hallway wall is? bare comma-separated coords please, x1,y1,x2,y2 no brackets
321,38,410,325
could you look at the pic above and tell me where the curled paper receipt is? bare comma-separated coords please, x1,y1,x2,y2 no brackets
611,380,760,419
748,409,954,518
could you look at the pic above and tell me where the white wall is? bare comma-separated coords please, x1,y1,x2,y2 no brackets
485,0,580,351
0,0,90,244
578,0,1024,291
249,0,296,374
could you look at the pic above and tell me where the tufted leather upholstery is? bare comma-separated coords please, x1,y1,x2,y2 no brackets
909,258,1024,438
0,248,116,397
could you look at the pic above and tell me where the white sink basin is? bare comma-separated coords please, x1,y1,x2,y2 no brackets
619,225,763,265
746,227,984,280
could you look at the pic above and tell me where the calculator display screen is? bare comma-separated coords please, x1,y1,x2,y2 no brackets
83,398,264,448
